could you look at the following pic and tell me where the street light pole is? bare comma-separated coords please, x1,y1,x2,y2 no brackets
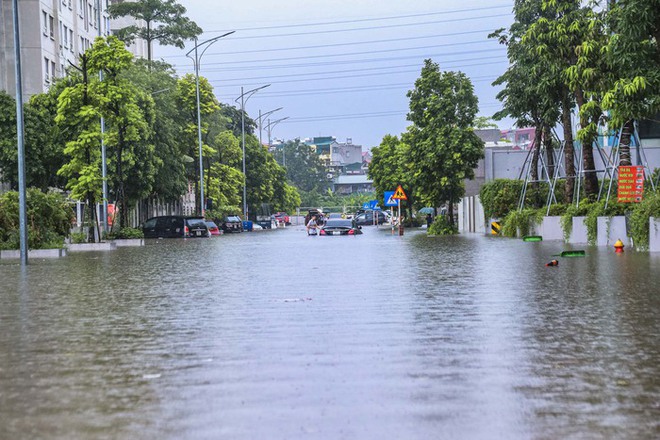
186,31,235,217
235,84,270,220
258,107,283,145
266,116,290,165
11,0,28,265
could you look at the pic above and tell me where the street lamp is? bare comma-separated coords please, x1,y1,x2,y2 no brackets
266,116,290,166
11,0,28,264
186,30,235,216
235,84,270,220
258,107,282,145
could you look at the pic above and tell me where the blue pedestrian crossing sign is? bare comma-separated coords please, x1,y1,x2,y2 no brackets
362,202,370,209
384,191,397,207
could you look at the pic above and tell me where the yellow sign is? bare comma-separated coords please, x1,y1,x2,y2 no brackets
491,221,501,235
392,185,407,200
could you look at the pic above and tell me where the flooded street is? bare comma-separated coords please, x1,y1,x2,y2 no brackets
1,226,659,439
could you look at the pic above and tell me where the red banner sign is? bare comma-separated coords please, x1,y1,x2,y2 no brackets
617,166,644,203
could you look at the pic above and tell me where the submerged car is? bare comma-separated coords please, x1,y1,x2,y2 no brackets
221,215,244,233
274,212,291,225
205,221,221,236
142,216,211,238
319,218,362,236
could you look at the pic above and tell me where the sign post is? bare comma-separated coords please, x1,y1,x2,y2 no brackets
391,185,408,236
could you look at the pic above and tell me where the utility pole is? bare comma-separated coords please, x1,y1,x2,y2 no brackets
12,0,28,264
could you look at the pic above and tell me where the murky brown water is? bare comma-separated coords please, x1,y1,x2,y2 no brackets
1,227,659,439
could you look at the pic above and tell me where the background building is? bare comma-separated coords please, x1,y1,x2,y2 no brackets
0,0,146,98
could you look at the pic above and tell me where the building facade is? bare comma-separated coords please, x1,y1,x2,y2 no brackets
0,0,146,99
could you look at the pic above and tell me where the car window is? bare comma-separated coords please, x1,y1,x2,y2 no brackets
326,219,352,228
206,221,218,228
226,216,241,222
144,218,157,228
186,218,206,227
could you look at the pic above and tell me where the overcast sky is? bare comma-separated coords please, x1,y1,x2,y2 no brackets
154,1,515,148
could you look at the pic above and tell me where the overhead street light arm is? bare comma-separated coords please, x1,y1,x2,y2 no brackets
186,31,236,63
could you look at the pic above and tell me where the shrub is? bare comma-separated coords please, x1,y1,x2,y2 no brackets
0,189,74,249
428,215,458,235
628,191,660,250
479,179,524,220
106,227,144,240
501,208,543,238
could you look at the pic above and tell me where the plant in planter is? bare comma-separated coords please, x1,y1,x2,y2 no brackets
501,208,543,238
628,191,660,250
560,203,592,242
106,227,144,240
583,200,626,245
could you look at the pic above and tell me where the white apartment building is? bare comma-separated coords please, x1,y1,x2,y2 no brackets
0,0,146,99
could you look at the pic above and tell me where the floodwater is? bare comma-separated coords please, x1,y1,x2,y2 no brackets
1,226,659,439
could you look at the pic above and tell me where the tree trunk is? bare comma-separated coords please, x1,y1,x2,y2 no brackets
561,99,576,204
619,119,633,166
116,127,127,229
576,89,599,200
543,124,555,180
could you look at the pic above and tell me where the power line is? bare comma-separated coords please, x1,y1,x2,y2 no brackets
173,45,505,68
175,18,506,58
217,14,511,42
209,60,506,86
177,53,508,73
209,4,511,32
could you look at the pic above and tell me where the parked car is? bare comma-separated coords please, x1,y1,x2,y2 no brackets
205,221,221,236
220,215,244,233
142,216,211,238
319,218,362,236
274,212,291,225
185,217,212,238
354,210,387,225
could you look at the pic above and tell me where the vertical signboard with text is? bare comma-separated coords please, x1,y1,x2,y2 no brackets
617,166,644,203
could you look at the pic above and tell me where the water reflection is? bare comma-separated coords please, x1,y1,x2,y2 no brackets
1,228,658,439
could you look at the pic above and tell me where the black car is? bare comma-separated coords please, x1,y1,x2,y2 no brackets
220,215,244,233
319,219,362,236
354,210,387,225
142,216,211,238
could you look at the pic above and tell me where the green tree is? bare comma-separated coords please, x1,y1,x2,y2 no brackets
602,0,660,166
90,36,155,228
206,130,243,214
368,134,412,206
490,0,561,205
107,0,202,63
403,60,484,227
56,53,103,241
0,88,68,191
124,60,188,204
279,139,325,193
176,73,219,214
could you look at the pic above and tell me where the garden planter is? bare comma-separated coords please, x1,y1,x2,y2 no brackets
567,216,588,244
541,216,563,241
0,248,67,259
67,242,117,252
112,238,144,247
650,217,660,252
596,216,629,247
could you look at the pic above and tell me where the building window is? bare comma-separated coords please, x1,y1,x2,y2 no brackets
51,61,56,81
78,0,84,18
44,57,50,83
42,11,48,35
69,29,74,52
49,15,55,39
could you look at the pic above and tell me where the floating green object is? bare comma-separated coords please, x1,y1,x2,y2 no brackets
553,250,586,257
523,235,543,242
